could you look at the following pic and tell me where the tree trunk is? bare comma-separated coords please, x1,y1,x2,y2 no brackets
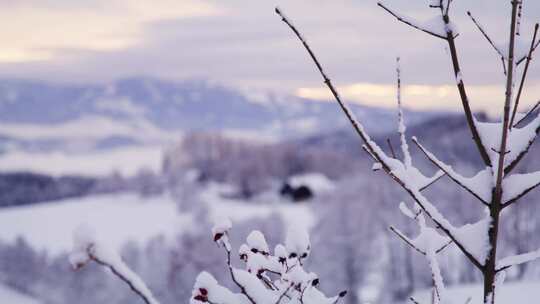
483,207,500,304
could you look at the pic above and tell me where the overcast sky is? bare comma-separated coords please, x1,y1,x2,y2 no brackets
1,0,540,113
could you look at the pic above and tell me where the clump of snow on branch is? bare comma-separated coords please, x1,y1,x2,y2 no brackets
69,224,160,304
285,226,311,259
212,216,233,251
192,221,346,304
413,137,493,204
451,214,491,265
476,113,540,171
502,171,540,204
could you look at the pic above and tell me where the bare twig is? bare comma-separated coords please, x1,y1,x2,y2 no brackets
510,23,540,129
390,226,426,255
467,11,508,75
513,100,540,127
377,3,447,39
516,1,523,35
443,14,492,167
418,171,446,192
435,239,454,254
387,138,397,158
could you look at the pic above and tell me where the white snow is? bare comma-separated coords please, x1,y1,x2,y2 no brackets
502,171,540,204
372,162,383,171
69,224,97,268
212,216,232,237
191,272,248,304
497,248,540,270
274,244,287,259
451,216,491,265
413,138,493,203
476,115,540,172
91,244,160,304
285,226,311,258
399,202,416,219
246,230,270,253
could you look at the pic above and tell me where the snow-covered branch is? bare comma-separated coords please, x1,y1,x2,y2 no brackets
497,248,540,272
193,219,347,304
413,137,492,205
474,114,540,175
502,171,540,207
396,57,412,168
69,225,160,304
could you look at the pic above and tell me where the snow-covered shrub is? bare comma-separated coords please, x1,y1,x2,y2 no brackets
190,218,347,304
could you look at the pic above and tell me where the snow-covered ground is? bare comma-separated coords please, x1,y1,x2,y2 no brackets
0,187,314,255
411,281,540,304
0,192,188,254
0,284,41,304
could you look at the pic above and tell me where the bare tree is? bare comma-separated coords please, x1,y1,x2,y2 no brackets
275,1,540,303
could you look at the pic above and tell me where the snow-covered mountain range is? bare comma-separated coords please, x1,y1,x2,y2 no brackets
0,77,433,152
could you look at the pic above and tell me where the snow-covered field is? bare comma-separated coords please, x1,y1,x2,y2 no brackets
412,281,540,304
0,192,187,254
0,188,314,255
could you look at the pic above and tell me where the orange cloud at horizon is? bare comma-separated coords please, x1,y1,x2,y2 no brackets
296,82,540,115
